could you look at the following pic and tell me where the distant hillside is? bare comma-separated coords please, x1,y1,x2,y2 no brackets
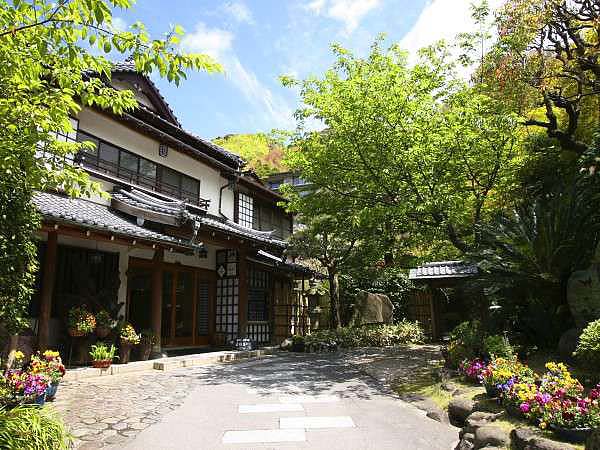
212,133,287,178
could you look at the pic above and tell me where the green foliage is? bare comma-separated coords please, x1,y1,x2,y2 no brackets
484,335,514,359
447,321,485,367
305,322,425,349
0,0,221,333
574,319,600,370
0,170,39,334
0,405,72,450
467,173,600,348
212,133,287,177
283,38,522,256
89,343,116,362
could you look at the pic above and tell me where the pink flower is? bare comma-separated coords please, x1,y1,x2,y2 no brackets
520,402,531,413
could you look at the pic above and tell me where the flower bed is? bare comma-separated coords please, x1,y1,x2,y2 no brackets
460,355,600,442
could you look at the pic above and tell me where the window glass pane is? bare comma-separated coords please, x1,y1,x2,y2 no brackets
138,159,156,188
119,151,138,181
238,193,254,228
181,175,199,203
76,131,98,157
98,142,119,173
160,167,180,198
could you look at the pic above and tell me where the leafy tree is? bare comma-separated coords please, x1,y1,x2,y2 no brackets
282,39,522,256
212,132,287,177
483,0,600,154
0,0,221,333
466,173,600,347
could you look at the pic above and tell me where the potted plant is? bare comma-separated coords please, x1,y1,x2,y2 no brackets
89,343,117,369
67,306,96,337
119,323,140,364
4,370,49,407
29,350,65,402
138,329,158,361
95,310,113,338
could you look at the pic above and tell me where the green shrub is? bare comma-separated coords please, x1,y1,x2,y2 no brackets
0,406,72,449
484,334,513,358
447,321,485,367
304,321,425,349
574,319,600,369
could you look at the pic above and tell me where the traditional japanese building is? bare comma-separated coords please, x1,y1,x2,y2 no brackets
30,61,313,355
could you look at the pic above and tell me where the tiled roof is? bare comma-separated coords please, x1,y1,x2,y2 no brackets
34,191,203,250
199,215,286,248
409,261,478,280
109,61,244,169
35,191,286,249
111,60,181,127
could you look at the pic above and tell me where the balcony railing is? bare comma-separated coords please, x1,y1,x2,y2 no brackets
76,153,210,210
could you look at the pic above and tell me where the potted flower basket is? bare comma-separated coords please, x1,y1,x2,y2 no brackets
138,329,158,361
89,343,117,369
118,323,140,364
67,306,96,338
484,383,500,398
95,310,113,339
29,350,66,402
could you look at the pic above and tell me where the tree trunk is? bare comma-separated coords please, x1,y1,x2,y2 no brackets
328,268,342,329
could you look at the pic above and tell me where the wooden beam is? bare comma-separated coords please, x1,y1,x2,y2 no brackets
151,248,164,353
38,231,57,351
238,248,248,338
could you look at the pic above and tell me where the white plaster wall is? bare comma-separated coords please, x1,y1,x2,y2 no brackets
77,108,236,219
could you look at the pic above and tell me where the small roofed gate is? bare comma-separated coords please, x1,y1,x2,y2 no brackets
273,277,309,344
407,288,439,340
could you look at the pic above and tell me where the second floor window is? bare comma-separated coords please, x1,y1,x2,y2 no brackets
238,193,254,228
76,130,201,206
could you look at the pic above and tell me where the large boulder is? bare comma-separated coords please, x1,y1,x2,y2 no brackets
474,425,510,449
511,427,576,450
448,397,475,427
567,262,600,328
351,290,394,325
587,429,600,450
557,328,581,360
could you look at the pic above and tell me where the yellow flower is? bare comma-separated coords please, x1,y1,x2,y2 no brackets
43,350,60,358
11,350,24,360
539,422,547,430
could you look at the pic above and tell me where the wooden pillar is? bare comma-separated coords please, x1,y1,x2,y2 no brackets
238,248,248,338
38,231,57,351
429,291,438,342
151,247,164,352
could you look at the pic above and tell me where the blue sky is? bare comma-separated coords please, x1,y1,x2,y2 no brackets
115,0,498,139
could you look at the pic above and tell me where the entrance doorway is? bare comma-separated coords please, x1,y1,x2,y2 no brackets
128,258,214,347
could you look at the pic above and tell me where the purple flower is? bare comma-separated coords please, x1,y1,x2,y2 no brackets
520,402,531,413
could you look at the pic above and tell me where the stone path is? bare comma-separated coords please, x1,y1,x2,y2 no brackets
53,347,455,449
53,369,200,448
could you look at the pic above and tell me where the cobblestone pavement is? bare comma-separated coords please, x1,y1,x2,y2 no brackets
53,368,201,449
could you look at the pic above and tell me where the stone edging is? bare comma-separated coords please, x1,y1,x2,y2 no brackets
64,347,278,381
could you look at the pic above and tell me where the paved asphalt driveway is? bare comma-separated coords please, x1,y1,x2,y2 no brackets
117,352,458,450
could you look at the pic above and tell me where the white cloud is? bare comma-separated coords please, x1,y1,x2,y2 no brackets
400,0,504,62
305,0,381,34
181,23,234,59
111,17,128,32
182,23,293,130
306,0,326,14
223,2,254,24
